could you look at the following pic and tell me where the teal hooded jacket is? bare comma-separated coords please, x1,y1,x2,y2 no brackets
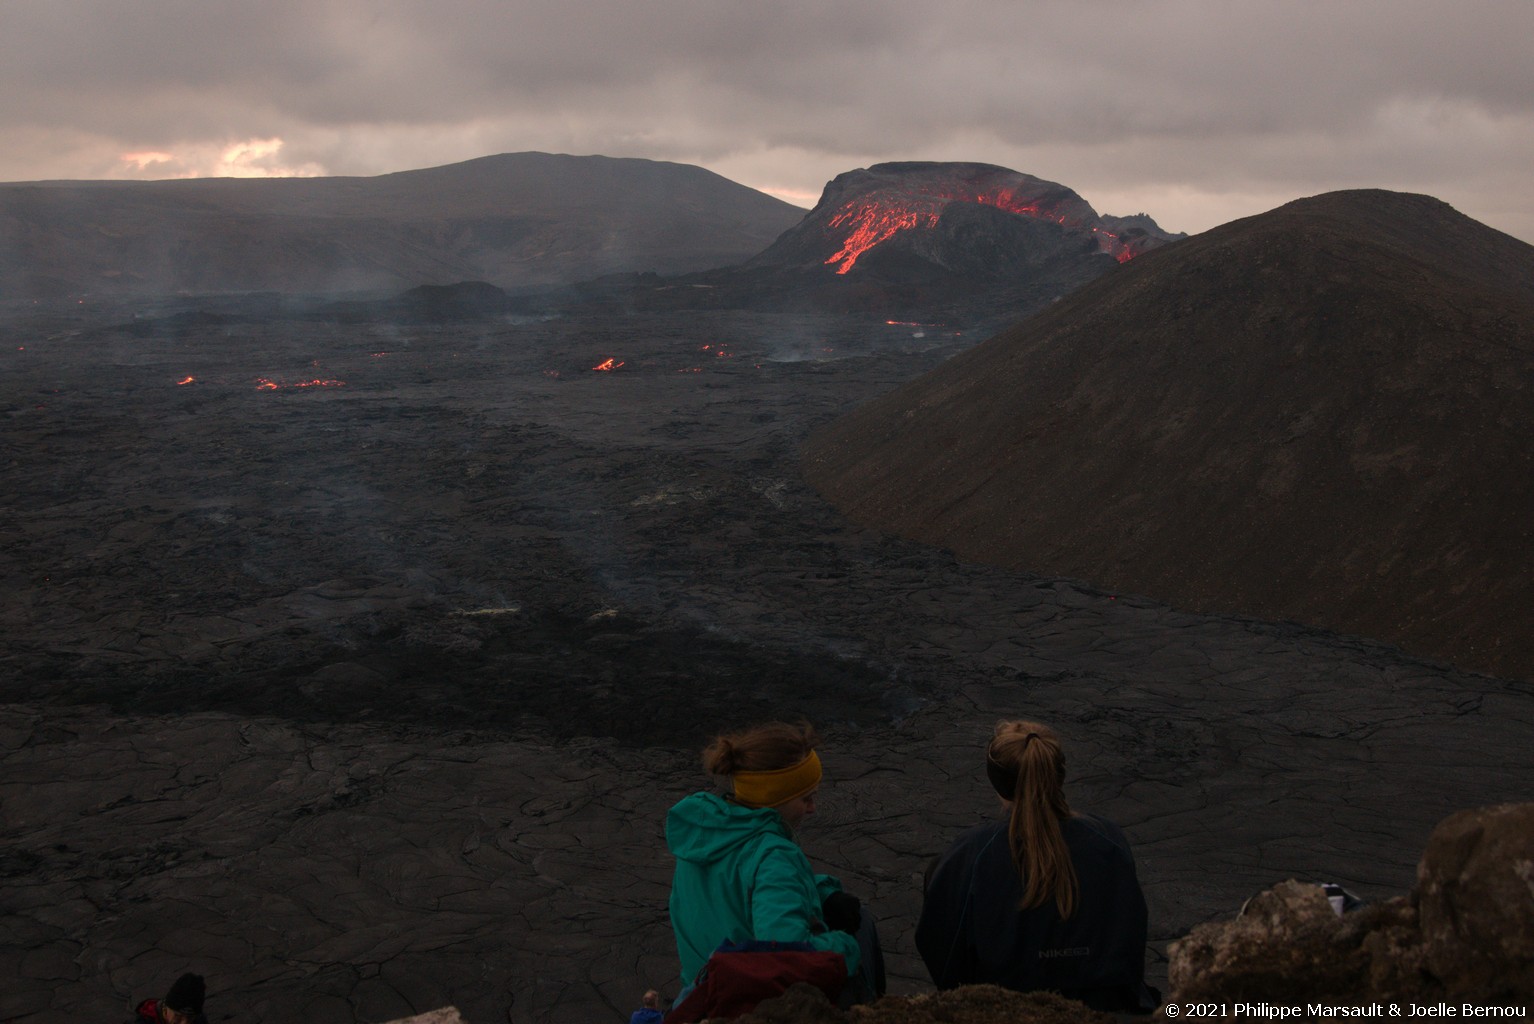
665,791,861,985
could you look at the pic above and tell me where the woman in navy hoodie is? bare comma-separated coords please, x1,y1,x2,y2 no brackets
916,721,1159,1013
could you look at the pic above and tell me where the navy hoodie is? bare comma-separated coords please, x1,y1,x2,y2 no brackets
915,814,1158,1012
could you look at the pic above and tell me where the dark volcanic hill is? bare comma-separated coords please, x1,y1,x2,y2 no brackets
802,189,1534,680
618,161,1182,323
0,152,805,299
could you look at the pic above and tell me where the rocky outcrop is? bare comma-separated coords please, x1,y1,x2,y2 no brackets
732,982,1115,1024
1169,804,1534,1006
382,1010,465,1024
1417,803,1534,998
1168,883,1430,1003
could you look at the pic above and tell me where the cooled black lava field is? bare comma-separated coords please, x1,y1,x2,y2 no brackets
2,297,1530,1024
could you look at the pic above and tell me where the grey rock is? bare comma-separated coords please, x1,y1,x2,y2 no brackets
1169,804,1534,1006
847,984,1114,1024
1168,880,1418,1003
735,982,846,1024
380,1009,466,1024
1417,802,1534,999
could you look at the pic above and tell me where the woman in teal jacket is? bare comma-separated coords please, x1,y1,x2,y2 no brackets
665,721,875,1000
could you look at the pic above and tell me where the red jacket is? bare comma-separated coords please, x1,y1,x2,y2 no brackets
132,998,207,1024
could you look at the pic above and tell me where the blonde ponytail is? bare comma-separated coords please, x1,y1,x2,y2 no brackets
988,720,1077,917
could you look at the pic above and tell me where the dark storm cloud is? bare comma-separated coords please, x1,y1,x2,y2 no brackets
2,1,1531,240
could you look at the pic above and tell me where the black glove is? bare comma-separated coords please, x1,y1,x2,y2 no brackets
821,890,862,934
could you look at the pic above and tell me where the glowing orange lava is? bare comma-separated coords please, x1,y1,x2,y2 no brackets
825,203,934,274
824,183,1134,273
176,376,195,385
255,377,346,390
591,358,624,372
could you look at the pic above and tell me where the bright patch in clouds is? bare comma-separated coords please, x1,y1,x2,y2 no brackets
121,151,176,171
755,185,820,208
116,137,325,179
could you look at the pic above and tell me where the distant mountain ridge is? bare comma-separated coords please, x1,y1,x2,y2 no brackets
803,189,1534,681
0,153,806,299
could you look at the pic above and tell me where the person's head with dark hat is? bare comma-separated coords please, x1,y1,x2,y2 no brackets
159,973,205,1023
132,971,208,1024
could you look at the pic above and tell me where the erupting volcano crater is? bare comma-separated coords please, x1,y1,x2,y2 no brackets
551,161,1182,326
750,161,1180,278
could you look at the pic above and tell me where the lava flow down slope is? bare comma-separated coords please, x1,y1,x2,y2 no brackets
803,189,1534,681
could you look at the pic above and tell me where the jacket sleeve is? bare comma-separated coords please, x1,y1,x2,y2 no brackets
915,840,978,988
1090,819,1152,994
814,873,843,902
751,841,861,975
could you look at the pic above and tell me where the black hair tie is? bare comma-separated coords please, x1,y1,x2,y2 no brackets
985,734,1038,797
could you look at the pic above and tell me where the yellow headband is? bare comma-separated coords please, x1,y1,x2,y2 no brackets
733,751,822,808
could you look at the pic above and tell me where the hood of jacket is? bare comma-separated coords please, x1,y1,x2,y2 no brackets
666,791,789,865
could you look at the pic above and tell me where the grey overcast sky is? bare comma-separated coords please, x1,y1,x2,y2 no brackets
4,1,1532,242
